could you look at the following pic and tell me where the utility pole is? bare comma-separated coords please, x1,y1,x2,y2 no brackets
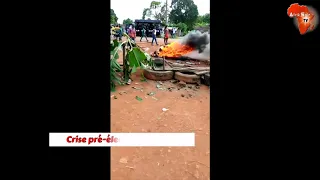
165,0,168,24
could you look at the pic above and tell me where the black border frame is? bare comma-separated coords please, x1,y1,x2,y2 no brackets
46,0,319,179
47,1,111,179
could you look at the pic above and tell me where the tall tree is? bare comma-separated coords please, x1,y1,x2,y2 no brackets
197,13,210,24
123,18,133,25
142,8,149,20
169,0,199,29
141,1,168,22
110,9,118,24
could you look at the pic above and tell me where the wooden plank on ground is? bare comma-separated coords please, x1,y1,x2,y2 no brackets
195,71,210,75
152,65,173,71
172,67,210,71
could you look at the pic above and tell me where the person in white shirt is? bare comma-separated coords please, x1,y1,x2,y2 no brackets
172,28,176,38
151,27,158,46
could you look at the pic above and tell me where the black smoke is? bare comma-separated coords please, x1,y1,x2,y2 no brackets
180,31,210,53
179,31,210,60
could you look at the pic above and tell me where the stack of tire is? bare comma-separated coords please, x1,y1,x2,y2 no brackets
143,58,174,81
143,69,174,81
174,72,200,84
201,73,210,86
143,58,209,86
144,69,208,85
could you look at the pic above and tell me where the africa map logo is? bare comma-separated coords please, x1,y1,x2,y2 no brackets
287,3,319,35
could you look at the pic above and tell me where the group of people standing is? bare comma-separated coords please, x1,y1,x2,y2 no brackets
111,24,125,41
128,25,171,46
127,25,159,46
115,25,175,46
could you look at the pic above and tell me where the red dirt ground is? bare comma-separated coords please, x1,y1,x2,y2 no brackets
111,36,210,180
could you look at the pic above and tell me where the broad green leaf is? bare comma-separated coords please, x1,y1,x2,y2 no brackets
114,51,119,60
140,72,147,82
140,62,150,69
144,52,152,61
131,65,137,73
113,40,119,48
110,39,148,92
111,50,119,61
110,41,115,51
127,47,147,68
111,41,125,61
112,59,121,70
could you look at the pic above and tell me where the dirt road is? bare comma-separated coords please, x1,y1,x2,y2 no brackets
111,36,210,180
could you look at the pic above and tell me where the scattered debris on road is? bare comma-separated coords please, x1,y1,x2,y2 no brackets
135,96,143,101
119,157,128,164
126,79,132,85
170,79,179,83
167,87,175,91
177,81,187,89
162,108,169,112
132,86,143,90
119,91,127,95
147,92,155,96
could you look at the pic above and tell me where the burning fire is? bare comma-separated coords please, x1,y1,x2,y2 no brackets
156,42,194,58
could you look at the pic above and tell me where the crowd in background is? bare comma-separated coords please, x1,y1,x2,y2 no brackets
110,24,180,46
111,24,125,41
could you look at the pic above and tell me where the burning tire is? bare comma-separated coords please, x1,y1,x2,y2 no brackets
201,73,210,86
174,72,200,84
153,58,164,66
143,69,174,81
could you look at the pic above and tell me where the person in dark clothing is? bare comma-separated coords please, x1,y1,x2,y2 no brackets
151,27,158,45
116,24,123,41
140,27,148,42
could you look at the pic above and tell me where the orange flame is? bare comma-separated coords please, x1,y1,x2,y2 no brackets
158,42,194,58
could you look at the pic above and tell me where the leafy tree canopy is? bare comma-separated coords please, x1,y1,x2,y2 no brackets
169,0,199,30
175,22,188,34
197,13,210,24
123,18,133,25
142,1,169,23
110,9,118,24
